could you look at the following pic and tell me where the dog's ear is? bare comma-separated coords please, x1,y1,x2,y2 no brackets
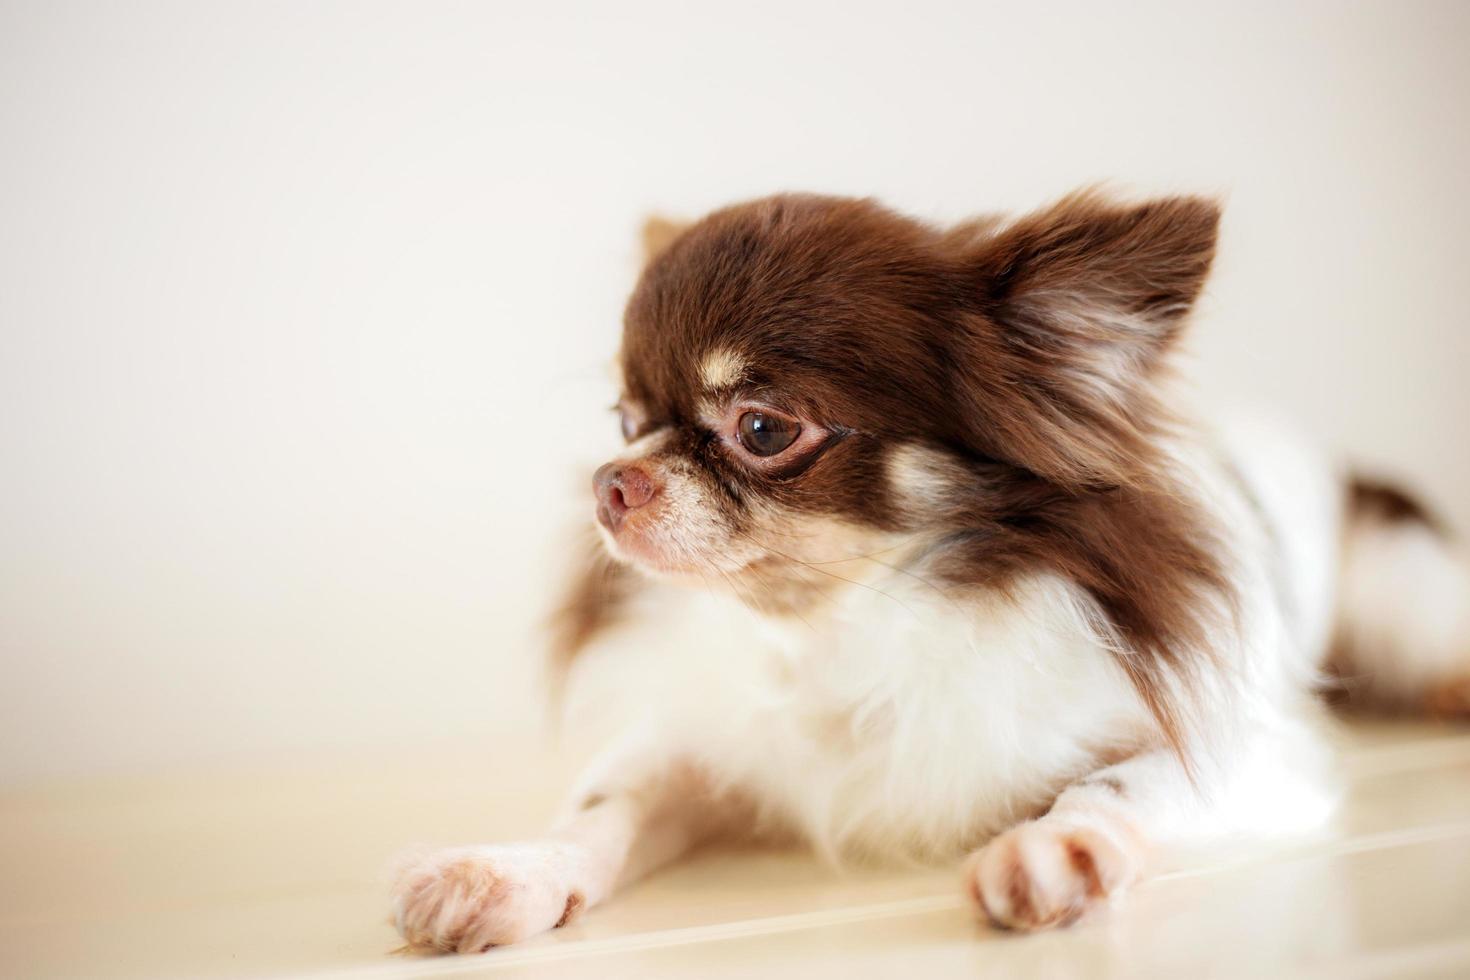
640,215,690,265
955,191,1220,488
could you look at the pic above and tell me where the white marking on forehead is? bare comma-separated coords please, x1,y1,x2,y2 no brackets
700,349,747,390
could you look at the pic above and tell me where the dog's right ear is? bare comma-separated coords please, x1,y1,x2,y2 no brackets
640,215,689,264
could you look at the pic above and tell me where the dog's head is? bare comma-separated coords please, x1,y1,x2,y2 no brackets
593,191,1220,605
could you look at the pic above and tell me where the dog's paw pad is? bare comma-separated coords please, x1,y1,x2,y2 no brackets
964,820,1138,931
390,843,587,953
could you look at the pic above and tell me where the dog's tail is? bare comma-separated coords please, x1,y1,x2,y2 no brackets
1327,476,1470,717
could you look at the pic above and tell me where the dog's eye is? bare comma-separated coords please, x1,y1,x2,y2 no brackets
737,411,800,457
619,409,638,442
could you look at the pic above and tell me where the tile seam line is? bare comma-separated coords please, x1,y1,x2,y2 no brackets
293,818,1470,980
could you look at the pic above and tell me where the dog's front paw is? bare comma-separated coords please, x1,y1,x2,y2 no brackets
964,818,1139,931
391,842,591,953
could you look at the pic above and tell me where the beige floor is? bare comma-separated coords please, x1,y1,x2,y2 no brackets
3,723,1470,980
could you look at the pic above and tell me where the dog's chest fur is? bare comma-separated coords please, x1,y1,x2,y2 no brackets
653,573,1147,861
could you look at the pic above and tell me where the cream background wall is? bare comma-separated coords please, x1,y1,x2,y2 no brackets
2,0,1467,785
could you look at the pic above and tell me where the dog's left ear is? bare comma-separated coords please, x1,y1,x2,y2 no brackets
955,191,1220,488
640,215,690,265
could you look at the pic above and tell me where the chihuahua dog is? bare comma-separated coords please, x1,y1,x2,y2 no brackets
392,190,1470,952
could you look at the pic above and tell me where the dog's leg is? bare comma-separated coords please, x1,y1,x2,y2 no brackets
392,757,739,953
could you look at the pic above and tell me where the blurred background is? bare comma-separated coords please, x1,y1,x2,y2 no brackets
2,0,1467,788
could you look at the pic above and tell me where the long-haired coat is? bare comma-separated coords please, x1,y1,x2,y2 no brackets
392,190,1470,951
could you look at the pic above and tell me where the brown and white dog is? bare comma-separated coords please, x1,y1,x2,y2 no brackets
391,190,1470,951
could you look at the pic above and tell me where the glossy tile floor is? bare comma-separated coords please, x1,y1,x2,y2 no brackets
3,722,1469,979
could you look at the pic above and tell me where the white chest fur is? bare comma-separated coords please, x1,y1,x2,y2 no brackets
628,574,1149,861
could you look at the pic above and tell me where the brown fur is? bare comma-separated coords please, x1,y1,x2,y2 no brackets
554,891,585,928
1347,475,1449,537
1078,775,1128,798
559,190,1232,761
1324,473,1455,710
547,528,640,697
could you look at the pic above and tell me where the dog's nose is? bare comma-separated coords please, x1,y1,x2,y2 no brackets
593,463,659,531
